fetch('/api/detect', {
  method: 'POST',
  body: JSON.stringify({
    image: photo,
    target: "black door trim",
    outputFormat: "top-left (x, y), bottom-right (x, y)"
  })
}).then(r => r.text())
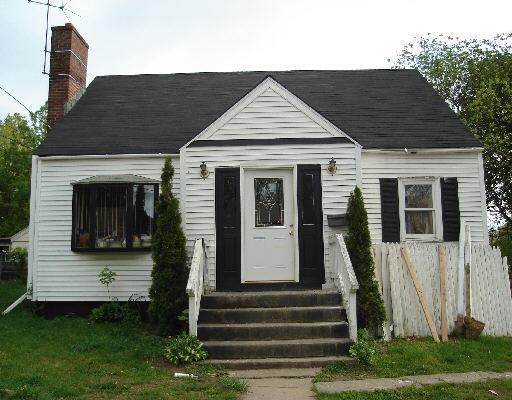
top-left (215, 168), bottom-right (241, 290)
top-left (297, 164), bottom-right (325, 285)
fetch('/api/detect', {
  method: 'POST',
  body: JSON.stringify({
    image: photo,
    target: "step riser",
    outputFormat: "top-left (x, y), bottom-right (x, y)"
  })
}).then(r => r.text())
top-left (202, 292), bottom-right (342, 309)
top-left (199, 307), bottom-right (346, 324)
top-left (198, 323), bottom-right (349, 341)
top-left (202, 357), bottom-right (356, 370)
top-left (204, 340), bottom-right (351, 359)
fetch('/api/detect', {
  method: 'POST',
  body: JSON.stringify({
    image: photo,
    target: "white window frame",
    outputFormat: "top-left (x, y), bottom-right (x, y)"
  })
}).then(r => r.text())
top-left (398, 178), bottom-right (443, 242)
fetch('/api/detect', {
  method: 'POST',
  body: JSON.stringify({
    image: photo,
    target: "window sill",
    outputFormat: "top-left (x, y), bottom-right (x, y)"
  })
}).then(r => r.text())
top-left (401, 237), bottom-right (442, 243)
top-left (72, 247), bottom-right (152, 253)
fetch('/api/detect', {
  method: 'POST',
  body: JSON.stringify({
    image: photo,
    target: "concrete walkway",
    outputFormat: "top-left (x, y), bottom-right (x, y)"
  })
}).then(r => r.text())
top-left (230, 369), bottom-right (318, 400)
top-left (315, 371), bottom-right (512, 394)
top-left (231, 369), bottom-right (512, 399)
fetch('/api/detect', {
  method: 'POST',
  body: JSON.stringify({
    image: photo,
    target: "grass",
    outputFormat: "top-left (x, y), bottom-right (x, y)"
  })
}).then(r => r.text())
top-left (0, 280), bottom-right (246, 400)
top-left (317, 379), bottom-right (512, 399)
top-left (315, 335), bottom-right (512, 382)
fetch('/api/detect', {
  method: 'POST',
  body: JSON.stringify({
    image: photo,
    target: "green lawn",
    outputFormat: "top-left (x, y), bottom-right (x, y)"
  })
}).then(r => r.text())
top-left (318, 379), bottom-right (512, 399)
top-left (0, 280), bottom-right (246, 400)
top-left (315, 334), bottom-right (512, 382)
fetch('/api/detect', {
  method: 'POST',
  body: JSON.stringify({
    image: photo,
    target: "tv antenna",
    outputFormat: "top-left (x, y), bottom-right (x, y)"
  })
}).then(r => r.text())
top-left (27, 0), bottom-right (82, 75)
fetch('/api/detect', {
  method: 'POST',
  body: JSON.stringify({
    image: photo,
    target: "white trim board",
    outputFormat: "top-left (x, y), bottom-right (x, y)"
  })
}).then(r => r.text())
top-left (362, 148), bottom-right (483, 154)
top-left (181, 77), bottom-right (361, 149)
top-left (37, 154), bottom-right (180, 161)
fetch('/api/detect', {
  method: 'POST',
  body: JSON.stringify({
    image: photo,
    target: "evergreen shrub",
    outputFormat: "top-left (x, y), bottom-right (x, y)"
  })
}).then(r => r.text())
top-left (149, 157), bottom-right (188, 335)
top-left (345, 187), bottom-right (386, 333)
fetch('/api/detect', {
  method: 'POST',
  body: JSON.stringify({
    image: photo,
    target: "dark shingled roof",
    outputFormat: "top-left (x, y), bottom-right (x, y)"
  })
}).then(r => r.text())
top-left (35, 69), bottom-right (481, 156)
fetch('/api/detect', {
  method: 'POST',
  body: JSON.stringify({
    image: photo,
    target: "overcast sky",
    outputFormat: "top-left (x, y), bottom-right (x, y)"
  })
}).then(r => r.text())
top-left (1, 0), bottom-right (511, 119)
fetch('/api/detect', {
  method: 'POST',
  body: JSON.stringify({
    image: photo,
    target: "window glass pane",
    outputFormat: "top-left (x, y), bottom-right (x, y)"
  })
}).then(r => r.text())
top-left (74, 186), bottom-right (90, 248)
top-left (405, 210), bottom-right (434, 234)
top-left (95, 185), bottom-right (128, 248)
top-left (133, 185), bottom-right (155, 248)
top-left (254, 178), bottom-right (284, 227)
top-left (223, 176), bottom-right (237, 228)
top-left (405, 184), bottom-right (433, 208)
top-left (301, 173), bottom-right (315, 225)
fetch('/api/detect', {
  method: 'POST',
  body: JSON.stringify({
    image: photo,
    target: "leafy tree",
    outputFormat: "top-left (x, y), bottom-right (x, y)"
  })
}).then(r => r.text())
top-left (490, 223), bottom-right (512, 275)
top-left (393, 34), bottom-right (512, 225)
top-left (0, 103), bottom-right (47, 237)
top-left (345, 187), bottom-right (386, 333)
top-left (149, 157), bottom-right (188, 335)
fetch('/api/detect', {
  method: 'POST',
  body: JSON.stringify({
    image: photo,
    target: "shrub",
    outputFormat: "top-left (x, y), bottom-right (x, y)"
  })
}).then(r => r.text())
top-left (149, 157), bottom-right (188, 335)
top-left (345, 187), bottom-right (386, 333)
top-left (349, 328), bottom-right (378, 366)
top-left (90, 302), bottom-right (127, 323)
top-left (90, 300), bottom-right (140, 324)
top-left (164, 332), bottom-right (207, 365)
top-left (7, 247), bottom-right (28, 281)
top-left (91, 267), bottom-right (142, 324)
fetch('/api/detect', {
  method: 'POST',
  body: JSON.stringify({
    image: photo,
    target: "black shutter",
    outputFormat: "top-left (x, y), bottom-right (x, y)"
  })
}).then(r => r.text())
top-left (215, 168), bottom-right (241, 290)
top-left (297, 165), bottom-right (325, 284)
top-left (440, 177), bottom-right (460, 241)
top-left (379, 178), bottom-right (400, 242)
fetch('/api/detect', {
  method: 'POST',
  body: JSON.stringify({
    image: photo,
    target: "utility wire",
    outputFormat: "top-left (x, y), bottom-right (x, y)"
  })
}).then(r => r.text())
top-left (0, 85), bottom-right (33, 116)
top-left (0, 86), bottom-right (38, 150)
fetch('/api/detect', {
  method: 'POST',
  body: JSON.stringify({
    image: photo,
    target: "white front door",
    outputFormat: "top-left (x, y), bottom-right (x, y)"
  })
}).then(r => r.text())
top-left (243, 169), bottom-right (295, 282)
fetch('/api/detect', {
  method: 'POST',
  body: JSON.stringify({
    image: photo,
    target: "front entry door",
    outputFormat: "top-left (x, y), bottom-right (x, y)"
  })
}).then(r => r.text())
top-left (244, 169), bottom-right (295, 282)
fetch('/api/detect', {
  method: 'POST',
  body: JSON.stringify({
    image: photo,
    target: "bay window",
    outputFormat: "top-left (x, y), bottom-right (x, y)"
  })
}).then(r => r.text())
top-left (72, 177), bottom-right (158, 251)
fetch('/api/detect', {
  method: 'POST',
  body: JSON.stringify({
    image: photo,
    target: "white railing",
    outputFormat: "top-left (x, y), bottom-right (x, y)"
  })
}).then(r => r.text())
top-left (186, 238), bottom-right (206, 336)
top-left (331, 233), bottom-right (359, 342)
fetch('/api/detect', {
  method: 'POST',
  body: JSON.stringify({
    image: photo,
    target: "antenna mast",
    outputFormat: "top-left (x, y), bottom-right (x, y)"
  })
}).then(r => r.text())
top-left (27, 0), bottom-right (82, 75)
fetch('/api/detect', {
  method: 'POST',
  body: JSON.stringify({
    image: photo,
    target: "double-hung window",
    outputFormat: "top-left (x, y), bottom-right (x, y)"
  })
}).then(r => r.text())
top-left (72, 175), bottom-right (158, 251)
top-left (399, 179), bottom-right (442, 241)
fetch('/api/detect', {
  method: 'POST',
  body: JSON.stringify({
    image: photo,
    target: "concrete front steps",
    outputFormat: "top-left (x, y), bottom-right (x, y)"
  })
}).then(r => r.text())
top-left (198, 290), bottom-right (352, 369)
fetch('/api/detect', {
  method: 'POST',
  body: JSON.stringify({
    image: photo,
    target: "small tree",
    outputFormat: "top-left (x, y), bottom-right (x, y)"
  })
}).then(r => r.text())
top-left (149, 157), bottom-right (188, 335)
top-left (98, 266), bottom-right (117, 300)
top-left (345, 187), bottom-right (386, 333)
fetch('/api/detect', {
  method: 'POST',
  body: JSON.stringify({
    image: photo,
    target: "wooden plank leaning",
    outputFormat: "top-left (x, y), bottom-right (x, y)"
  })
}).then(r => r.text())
top-left (400, 245), bottom-right (440, 343)
top-left (438, 244), bottom-right (449, 341)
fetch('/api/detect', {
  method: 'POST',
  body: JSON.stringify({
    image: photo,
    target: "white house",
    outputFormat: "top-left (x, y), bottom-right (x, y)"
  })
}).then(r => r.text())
top-left (27, 24), bottom-right (488, 367)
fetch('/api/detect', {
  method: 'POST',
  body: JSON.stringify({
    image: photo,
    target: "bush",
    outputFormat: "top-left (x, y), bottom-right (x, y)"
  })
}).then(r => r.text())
top-left (7, 247), bottom-right (28, 281)
top-left (149, 158), bottom-right (188, 335)
top-left (90, 301), bottom-right (139, 323)
top-left (164, 332), bottom-right (208, 365)
top-left (345, 187), bottom-right (386, 333)
top-left (349, 328), bottom-right (378, 366)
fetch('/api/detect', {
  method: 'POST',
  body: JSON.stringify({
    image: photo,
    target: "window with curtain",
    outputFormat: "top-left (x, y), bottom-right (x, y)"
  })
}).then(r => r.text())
top-left (72, 183), bottom-right (158, 251)
top-left (400, 180), bottom-right (440, 240)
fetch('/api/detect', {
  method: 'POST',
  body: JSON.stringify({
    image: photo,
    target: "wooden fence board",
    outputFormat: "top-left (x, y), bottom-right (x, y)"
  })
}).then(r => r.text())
top-left (374, 242), bottom-right (512, 337)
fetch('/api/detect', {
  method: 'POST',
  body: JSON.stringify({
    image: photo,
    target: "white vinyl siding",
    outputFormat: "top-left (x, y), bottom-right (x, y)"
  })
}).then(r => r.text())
top-left (361, 151), bottom-right (488, 244)
top-left (31, 155), bottom-right (179, 301)
top-left (207, 87), bottom-right (342, 140)
top-left (182, 143), bottom-right (358, 290)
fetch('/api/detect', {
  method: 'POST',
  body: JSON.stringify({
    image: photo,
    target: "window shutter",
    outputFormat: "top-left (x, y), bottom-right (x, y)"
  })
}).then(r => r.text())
top-left (379, 178), bottom-right (400, 242)
top-left (440, 177), bottom-right (460, 241)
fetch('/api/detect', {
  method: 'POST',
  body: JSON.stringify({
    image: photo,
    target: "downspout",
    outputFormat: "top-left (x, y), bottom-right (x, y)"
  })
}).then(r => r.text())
top-left (2, 293), bottom-right (27, 315)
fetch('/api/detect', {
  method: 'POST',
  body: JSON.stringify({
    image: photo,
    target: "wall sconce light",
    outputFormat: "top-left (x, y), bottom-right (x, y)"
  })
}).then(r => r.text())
top-left (200, 161), bottom-right (210, 179)
top-left (327, 157), bottom-right (337, 175)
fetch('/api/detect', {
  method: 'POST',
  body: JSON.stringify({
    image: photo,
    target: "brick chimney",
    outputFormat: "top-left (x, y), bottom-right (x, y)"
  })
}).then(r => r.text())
top-left (47, 23), bottom-right (88, 129)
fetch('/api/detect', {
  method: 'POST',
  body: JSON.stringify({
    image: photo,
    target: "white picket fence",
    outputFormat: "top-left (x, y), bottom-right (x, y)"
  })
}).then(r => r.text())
top-left (374, 242), bottom-right (512, 338)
